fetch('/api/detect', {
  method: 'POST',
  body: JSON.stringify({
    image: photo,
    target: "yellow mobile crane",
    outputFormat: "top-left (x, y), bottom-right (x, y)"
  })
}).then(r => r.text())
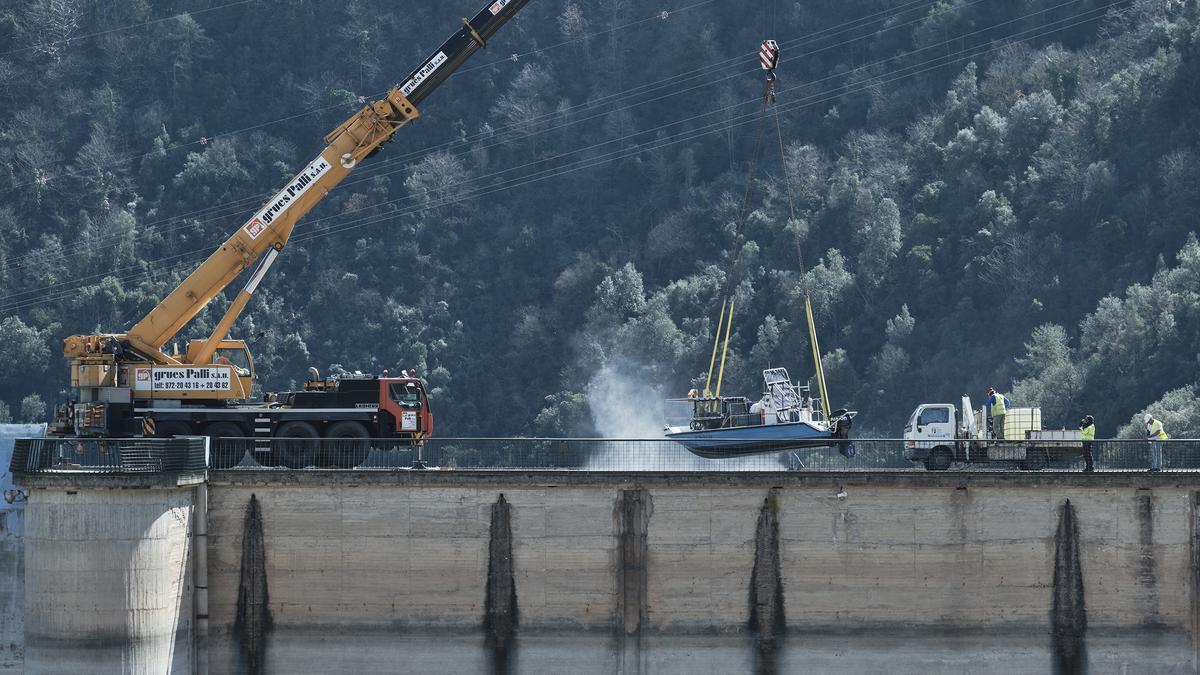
top-left (55, 0), bottom-right (531, 460)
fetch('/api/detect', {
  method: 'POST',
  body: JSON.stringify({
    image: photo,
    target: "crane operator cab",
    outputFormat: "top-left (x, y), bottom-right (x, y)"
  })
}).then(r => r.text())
top-left (182, 339), bottom-right (255, 398)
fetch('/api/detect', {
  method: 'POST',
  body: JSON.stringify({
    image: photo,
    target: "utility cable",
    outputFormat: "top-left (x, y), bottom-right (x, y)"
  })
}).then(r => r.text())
top-left (0, 0), bottom-right (944, 212)
top-left (707, 103), bottom-right (769, 398)
top-left (1, 0), bottom-right (1116, 312)
top-left (0, 0), bottom-right (952, 271)
top-left (0, 0), bottom-right (1000, 283)
top-left (0, 0), bottom-right (729, 197)
top-left (0, 2), bottom-right (1119, 314)
top-left (0, 0), bottom-right (259, 58)
top-left (0, 1), bottom-right (1118, 313)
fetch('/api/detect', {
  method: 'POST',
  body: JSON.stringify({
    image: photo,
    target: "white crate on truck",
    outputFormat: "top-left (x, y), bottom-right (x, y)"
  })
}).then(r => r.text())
top-left (1003, 408), bottom-right (1041, 439)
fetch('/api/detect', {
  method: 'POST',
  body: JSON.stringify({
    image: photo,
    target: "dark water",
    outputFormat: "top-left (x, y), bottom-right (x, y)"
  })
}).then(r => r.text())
top-left (204, 629), bottom-right (1194, 674)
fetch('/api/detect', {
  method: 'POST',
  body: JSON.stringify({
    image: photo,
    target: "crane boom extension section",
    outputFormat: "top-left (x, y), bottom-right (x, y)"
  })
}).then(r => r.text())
top-left (56, 0), bottom-right (531, 442)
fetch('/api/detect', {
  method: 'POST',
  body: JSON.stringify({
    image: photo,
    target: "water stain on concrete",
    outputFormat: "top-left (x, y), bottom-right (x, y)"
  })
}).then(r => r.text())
top-left (484, 493), bottom-right (518, 674)
top-left (1190, 491), bottom-right (1200, 668)
top-left (1135, 489), bottom-right (1161, 625)
top-left (1051, 499), bottom-right (1087, 675)
top-left (235, 494), bottom-right (271, 675)
top-left (616, 488), bottom-right (651, 675)
top-left (750, 489), bottom-right (785, 675)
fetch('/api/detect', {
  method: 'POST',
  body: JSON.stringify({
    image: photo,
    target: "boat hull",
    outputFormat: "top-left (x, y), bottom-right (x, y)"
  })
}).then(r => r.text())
top-left (665, 421), bottom-right (846, 459)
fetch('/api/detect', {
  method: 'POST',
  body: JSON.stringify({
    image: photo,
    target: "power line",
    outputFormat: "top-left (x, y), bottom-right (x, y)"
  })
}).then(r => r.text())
top-left (0, 1), bottom-right (1119, 315)
top-left (0, 0), bottom-right (965, 273)
top-left (0, 0), bottom-right (729, 197)
top-left (0, 0), bottom-right (984, 286)
top-left (0, 0), bottom-right (259, 58)
top-left (0, 0), bottom-right (1110, 307)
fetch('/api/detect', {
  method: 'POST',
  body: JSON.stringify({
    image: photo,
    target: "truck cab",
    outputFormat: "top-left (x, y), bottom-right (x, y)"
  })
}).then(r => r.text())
top-left (903, 400), bottom-right (968, 471)
top-left (380, 377), bottom-right (434, 437)
top-left (904, 403), bottom-right (959, 444)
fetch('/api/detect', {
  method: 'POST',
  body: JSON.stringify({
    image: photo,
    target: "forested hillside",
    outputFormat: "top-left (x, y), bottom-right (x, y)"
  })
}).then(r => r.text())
top-left (0, 0), bottom-right (1197, 437)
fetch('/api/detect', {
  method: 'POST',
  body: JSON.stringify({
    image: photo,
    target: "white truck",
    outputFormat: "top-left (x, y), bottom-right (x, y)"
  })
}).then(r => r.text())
top-left (903, 396), bottom-right (1083, 471)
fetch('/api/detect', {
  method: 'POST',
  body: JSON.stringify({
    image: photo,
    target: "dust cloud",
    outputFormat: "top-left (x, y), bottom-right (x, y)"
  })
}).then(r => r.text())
top-left (583, 366), bottom-right (787, 471)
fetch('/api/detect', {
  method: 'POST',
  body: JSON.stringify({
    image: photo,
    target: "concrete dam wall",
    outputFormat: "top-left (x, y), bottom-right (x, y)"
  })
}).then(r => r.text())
top-left (194, 472), bottom-right (1199, 674)
top-left (22, 486), bottom-right (196, 674)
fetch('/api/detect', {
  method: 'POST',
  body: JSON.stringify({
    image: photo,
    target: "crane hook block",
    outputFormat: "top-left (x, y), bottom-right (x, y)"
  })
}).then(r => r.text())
top-left (759, 40), bottom-right (780, 71)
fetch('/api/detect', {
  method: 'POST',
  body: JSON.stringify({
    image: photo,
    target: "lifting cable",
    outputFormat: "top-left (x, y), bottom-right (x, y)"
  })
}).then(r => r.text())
top-left (769, 86), bottom-right (831, 422)
top-left (704, 38), bottom-right (778, 398)
top-left (704, 37), bottom-right (832, 421)
top-left (704, 94), bottom-right (770, 398)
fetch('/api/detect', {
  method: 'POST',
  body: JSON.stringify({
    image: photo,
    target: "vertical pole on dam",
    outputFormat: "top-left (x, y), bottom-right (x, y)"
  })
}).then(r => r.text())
top-left (616, 488), bottom-right (651, 675)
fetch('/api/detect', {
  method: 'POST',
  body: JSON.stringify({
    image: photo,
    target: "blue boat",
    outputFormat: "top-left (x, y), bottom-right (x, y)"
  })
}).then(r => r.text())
top-left (665, 368), bottom-right (855, 459)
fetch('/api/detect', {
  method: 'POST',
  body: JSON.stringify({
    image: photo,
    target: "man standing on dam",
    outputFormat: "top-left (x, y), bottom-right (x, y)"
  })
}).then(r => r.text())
top-left (1145, 413), bottom-right (1169, 471)
top-left (986, 388), bottom-right (1011, 439)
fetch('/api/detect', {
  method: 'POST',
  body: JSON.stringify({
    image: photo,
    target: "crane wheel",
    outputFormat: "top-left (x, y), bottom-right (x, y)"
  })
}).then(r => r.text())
top-left (325, 421), bottom-right (370, 468)
top-left (205, 422), bottom-right (249, 469)
top-left (276, 421), bottom-right (320, 469)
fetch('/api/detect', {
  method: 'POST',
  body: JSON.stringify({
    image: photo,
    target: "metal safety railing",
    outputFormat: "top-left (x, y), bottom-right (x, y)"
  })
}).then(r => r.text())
top-left (9, 436), bottom-right (208, 476)
top-left (207, 437), bottom-right (1200, 473)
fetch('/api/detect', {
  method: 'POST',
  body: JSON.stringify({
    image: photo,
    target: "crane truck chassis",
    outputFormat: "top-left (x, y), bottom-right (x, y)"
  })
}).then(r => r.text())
top-left (49, 0), bottom-right (532, 467)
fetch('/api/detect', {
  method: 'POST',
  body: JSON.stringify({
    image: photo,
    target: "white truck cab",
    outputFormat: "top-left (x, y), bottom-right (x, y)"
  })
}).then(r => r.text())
top-left (903, 396), bottom-right (975, 470)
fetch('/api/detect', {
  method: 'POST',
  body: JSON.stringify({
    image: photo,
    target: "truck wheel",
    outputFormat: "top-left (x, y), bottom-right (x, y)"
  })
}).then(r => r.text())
top-left (925, 446), bottom-right (953, 472)
top-left (325, 421), bottom-right (370, 468)
top-left (1021, 448), bottom-right (1049, 471)
top-left (205, 422), bottom-right (248, 469)
top-left (276, 421), bottom-right (319, 469)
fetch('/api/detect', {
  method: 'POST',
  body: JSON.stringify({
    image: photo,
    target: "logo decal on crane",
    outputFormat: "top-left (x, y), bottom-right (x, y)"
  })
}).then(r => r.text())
top-left (401, 51), bottom-right (449, 97)
top-left (245, 218), bottom-right (266, 239)
top-left (243, 156), bottom-right (332, 239)
top-left (489, 0), bottom-right (514, 14)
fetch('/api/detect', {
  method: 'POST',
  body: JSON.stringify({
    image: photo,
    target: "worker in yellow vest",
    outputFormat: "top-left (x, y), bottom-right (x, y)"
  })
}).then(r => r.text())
top-left (1079, 415), bottom-right (1095, 472)
top-left (1144, 413), bottom-right (1169, 472)
top-left (986, 388), bottom-right (1010, 439)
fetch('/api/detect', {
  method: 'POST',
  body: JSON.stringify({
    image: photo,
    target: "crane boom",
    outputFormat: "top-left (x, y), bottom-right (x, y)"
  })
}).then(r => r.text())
top-left (67, 0), bottom-right (531, 366)
top-left (56, 1), bottom-right (533, 440)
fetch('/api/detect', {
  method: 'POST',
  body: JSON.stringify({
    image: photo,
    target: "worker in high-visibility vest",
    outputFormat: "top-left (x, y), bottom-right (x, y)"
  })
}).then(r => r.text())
top-left (986, 388), bottom-right (1011, 439)
top-left (1079, 415), bottom-right (1095, 473)
top-left (1144, 413), bottom-right (1169, 472)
